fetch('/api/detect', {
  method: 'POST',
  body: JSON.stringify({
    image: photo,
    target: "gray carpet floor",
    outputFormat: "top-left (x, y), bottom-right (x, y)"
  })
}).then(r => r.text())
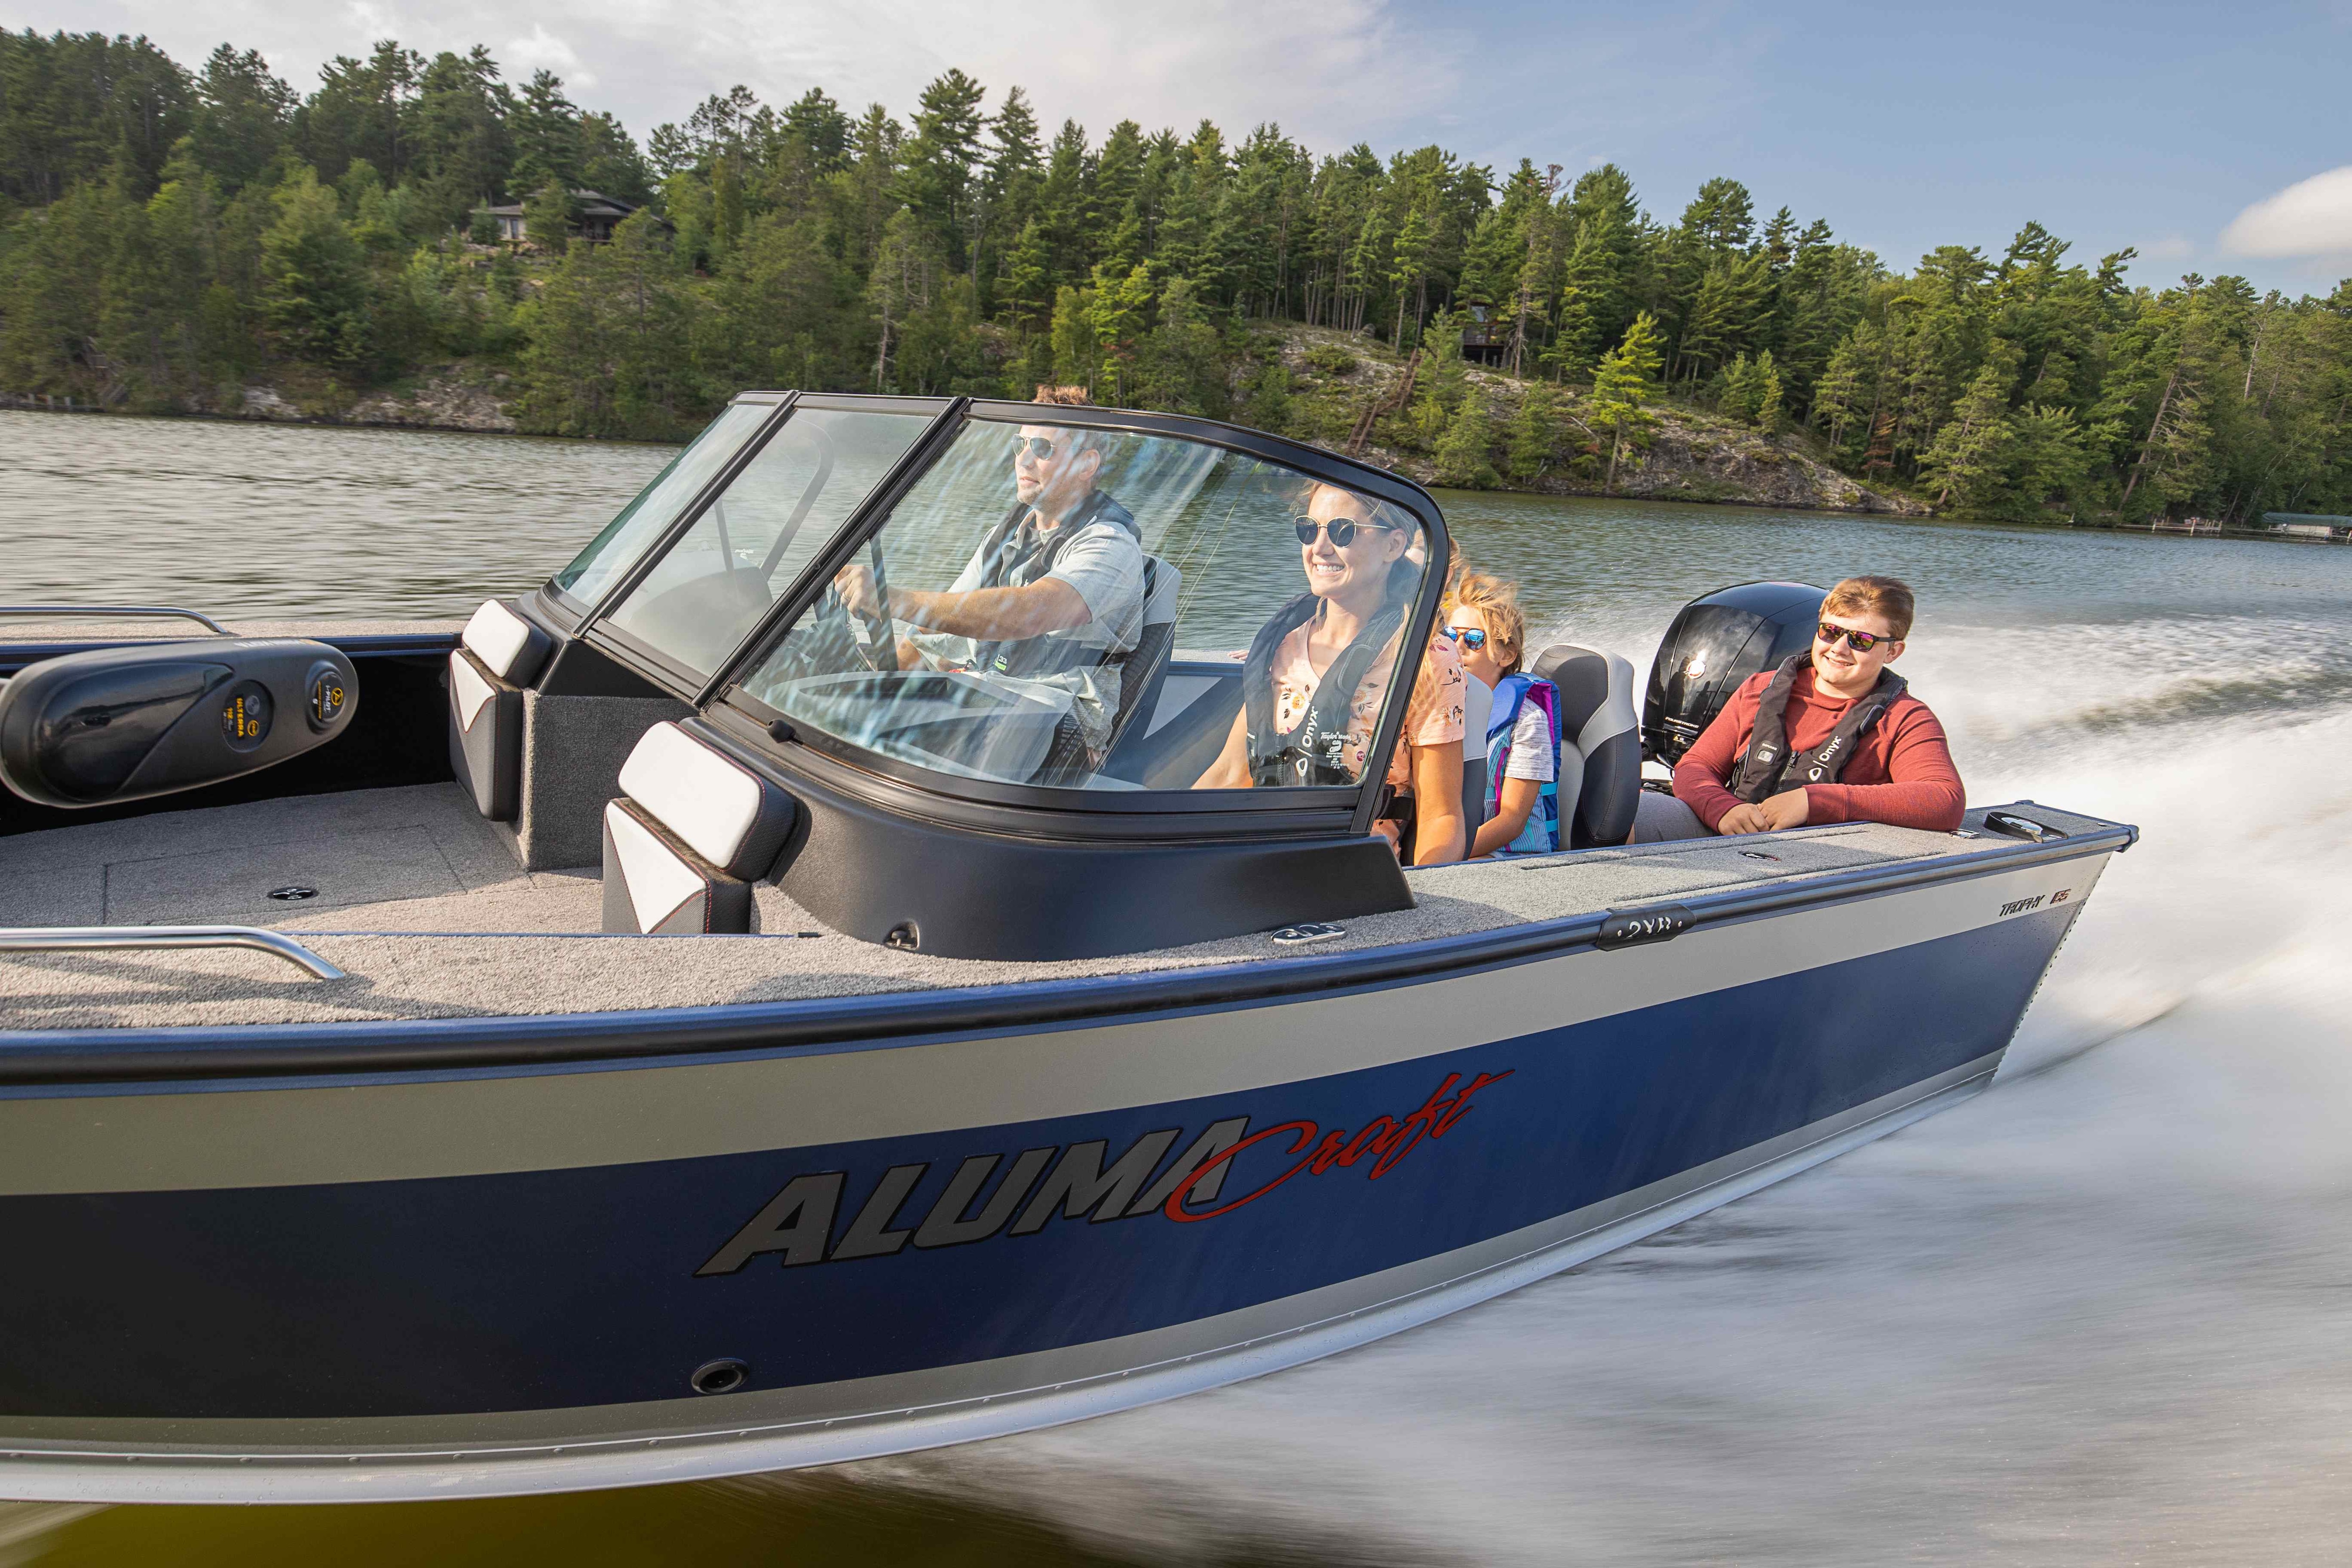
top-left (0, 782), bottom-right (2090, 1033)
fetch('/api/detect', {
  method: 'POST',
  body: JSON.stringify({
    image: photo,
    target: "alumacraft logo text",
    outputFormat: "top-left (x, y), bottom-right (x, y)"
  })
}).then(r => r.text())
top-left (696, 1070), bottom-right (1513, 1275)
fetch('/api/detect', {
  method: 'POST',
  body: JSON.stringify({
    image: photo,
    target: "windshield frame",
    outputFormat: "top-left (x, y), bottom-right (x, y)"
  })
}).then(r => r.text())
top-left (544, 392), bottom-right (958, 693)
top-left (542, 391), bottom-right (795, 628)
top-left (709, 399), bottom-right (1452, 837)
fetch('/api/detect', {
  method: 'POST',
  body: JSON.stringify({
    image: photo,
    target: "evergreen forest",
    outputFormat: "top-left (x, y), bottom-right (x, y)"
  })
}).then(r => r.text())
top-left (4, 28), bottom-right (2349, 525)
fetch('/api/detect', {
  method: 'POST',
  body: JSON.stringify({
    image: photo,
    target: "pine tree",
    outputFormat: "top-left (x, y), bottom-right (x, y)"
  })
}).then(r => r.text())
top-left (1506, 381), bottom-right (1566, 480)
top-left (258, 169), bottom-right (368, 365)
top-left (1433, 392), bottom-right (1499, 487)
top-left (1587, 309), bottom-right (1664, 490)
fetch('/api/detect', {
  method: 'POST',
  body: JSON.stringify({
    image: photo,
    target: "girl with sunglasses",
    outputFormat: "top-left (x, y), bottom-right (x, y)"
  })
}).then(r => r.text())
top-left (1638, 575), bottom-right (1964, 841)
top-left (1194, 485), bottom-right (1467, 866)
top-left (1446, 573), bottom-right (1567, 858)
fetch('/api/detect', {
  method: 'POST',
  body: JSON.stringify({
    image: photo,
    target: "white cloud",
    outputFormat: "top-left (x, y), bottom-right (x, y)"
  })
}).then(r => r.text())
top-left (2142, 235), bottom-right (2193, 261)
top-left (50, 0), bottom-right (1458, 151)
top-left (505, 24), bottom-right (595, 89)
top-left (2221, 167), bottom-right (2352, 258)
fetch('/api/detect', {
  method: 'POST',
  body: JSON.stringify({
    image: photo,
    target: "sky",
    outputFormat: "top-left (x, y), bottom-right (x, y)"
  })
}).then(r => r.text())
top-left (19, 0), bottom-right (2352, 295)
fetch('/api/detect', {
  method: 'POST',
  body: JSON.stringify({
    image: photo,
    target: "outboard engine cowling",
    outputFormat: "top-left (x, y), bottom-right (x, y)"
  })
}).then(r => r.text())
top-left (1642, 581), bottom-right (1826, 765)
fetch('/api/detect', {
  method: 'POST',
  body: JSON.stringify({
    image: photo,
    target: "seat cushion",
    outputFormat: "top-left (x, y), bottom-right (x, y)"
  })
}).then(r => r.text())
top-left (447, 649), bottom-right (522, 821)
top-left (615, 721), bottom-right (797, 880)
top-left (601, 798), bottom-right (754, 934)
top-left (461, 599), bottom-right (553, 685)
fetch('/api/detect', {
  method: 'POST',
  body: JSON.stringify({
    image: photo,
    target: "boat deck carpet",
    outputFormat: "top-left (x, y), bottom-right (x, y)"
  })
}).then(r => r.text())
top-left (0, 782), bottom-right (2104, 1034)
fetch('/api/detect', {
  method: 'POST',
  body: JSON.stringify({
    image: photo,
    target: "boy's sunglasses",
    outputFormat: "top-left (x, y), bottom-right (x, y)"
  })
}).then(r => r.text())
top-left (1817, 621), bottom-right (1896, 652)
top-left (1293, 516), bottom-right (1395, 548)
top-left (1439, 625), bottom-right (1488, 651)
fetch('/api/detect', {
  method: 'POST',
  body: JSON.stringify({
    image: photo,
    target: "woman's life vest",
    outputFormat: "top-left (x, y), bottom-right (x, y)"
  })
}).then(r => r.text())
top-left (1484, 672), bottom-right (1562, 854)
top-left (1242, 585), bottom-right (1413, 788)
top-left (966, 489), bottom-right (1139, 681)
top-left (1727, 653), bottom-right (1909, 804)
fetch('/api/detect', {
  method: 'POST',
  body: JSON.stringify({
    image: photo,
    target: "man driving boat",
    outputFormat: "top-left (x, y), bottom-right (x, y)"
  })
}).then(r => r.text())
top-left (835, 422), bottom-right (1145, 759)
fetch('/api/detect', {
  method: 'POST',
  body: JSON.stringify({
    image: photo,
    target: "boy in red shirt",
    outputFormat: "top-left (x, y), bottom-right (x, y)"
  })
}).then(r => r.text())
top-left (1636, 576), bottom-right (1964, 840)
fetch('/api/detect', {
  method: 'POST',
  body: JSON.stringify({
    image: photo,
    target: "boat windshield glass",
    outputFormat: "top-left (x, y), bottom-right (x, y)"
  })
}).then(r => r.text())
top-left (553, 401), bottom-right (773, 606)
top-left (602, 407), bottom-right (931, 677)
top-left (738, 415), bottom-right (1438, 795)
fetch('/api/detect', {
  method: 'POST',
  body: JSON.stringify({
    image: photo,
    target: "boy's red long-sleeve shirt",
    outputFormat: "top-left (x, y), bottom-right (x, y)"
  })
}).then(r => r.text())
top-left (1673, 665), bottom-right (1966, 833)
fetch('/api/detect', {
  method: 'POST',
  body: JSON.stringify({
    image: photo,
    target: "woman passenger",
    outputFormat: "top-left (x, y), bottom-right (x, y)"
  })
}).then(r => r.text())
top-left (1447, 572), bottom-right (1566, 858)
top-left (1195, 484), bottom-right (1467, 865)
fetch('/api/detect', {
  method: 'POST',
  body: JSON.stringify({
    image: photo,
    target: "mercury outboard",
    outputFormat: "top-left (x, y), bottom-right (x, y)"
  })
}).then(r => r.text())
top-left (1642, 581), bottom-right (1826, 765)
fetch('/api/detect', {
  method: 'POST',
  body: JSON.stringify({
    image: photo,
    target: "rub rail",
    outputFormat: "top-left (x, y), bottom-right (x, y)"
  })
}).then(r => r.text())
top-left (0, 927), bottom-right (345, 980)
top-left (0, 605), bottom-right (229, 635)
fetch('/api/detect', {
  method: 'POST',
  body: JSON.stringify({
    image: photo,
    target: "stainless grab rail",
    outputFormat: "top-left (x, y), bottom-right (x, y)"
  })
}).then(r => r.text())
top-left (0, 927), bottom-right (346, 980)
top-left (0, 605), bottom-right (230, 635)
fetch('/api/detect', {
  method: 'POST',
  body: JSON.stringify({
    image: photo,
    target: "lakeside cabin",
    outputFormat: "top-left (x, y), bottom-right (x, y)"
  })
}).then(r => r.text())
top-left (477, 191), bottom-right (667, 247)
top-left (1461, 305), bottom-right (1507, 365)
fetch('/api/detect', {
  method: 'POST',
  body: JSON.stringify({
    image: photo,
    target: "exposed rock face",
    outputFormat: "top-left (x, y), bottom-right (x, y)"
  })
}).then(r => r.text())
top-left (345, 371), bottom-right (518, 433)
top-left (232, 367), bottom-right (518, 433)
top-left (1271, 326), bottom-right (1927, 517)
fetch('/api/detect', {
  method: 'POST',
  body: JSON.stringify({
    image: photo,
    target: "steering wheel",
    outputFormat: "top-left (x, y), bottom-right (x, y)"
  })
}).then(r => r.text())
top-left (850, 535), bottom-right (901, 673)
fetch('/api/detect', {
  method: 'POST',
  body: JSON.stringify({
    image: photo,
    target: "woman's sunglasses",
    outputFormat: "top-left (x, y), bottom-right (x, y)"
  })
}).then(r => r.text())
top-left (1294, 515), bottom-right (1395, 548)
top-left (1817, 621), bottom-right (1896, 652)
top-left (1439, 626), bottom-right (1489, 651)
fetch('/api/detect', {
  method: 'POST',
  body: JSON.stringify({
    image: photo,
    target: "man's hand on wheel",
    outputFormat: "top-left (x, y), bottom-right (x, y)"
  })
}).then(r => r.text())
top-left (835, 563), bottom-right (881, 619)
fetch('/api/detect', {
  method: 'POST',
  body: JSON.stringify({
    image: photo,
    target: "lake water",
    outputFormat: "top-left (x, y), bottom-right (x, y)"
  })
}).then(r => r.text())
top-left (5, 410), bottom-right (2351, 1564)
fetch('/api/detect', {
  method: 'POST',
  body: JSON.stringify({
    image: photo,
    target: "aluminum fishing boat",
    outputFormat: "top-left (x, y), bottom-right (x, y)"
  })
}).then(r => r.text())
top-left (0, 395), bottom-right (2132, 1502)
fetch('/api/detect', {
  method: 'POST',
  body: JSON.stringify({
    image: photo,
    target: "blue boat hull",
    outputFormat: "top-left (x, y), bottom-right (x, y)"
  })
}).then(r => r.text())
top-left (0, 851), bottom-right (2107, 1499)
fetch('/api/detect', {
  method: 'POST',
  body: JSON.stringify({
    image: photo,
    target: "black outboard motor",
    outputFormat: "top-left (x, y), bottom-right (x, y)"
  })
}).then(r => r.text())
top-left (1642, 581), bottom-right (1826, 765)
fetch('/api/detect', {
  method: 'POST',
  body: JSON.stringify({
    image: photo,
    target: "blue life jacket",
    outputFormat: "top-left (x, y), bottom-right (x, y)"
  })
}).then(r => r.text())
top-left (1485, 673), bottom-right (1561, 854)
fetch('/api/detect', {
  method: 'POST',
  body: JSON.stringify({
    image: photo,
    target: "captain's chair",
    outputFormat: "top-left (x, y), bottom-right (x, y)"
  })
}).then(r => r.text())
top-left (1527, 644), bottom-right (1640, 849)
top-left (1040, 555), bottom-right (1181, 783)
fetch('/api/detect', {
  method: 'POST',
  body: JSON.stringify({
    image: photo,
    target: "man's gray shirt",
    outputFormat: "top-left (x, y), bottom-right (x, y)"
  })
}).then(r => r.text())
top-left (910, 502), bottom-right (1145, 753)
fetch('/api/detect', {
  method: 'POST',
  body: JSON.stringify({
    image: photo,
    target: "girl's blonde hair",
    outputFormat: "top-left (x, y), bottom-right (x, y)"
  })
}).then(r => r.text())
top-left (1451, 571), bottom-right (1527, 675)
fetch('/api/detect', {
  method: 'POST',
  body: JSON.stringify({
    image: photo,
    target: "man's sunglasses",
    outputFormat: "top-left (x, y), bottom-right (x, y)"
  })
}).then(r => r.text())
top-left (1439, 625), bottom-right (1488, 651)
top-left (1817, 621), bottom-right (1897, 652)
top-left (1010, 436), bottom-right (1063, 462)
top-left (1293, 515), bottom-right (1395, 548)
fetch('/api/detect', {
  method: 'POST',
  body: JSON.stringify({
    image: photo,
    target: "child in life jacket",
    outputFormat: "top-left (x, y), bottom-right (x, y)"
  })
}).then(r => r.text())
top-left (1446, 573), bottom-right (1564, 858)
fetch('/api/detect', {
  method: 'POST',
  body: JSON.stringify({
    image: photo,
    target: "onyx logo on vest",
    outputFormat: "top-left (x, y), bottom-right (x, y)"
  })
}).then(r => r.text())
top-left (1728, 653), bottom-right (1908, 804)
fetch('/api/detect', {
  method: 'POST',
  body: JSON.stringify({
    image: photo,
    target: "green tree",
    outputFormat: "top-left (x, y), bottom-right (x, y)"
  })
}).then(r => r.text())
top-left (524, 179), bottom-right (576, 251)
top-left (258, 169), bottom-right (368, 365)
top-left (1587, 309), bottom-right (1664, 490)
top-left (515, 208), bottom-right (702, 437)
top-left (1433, 392), bottom-right (1499, 487)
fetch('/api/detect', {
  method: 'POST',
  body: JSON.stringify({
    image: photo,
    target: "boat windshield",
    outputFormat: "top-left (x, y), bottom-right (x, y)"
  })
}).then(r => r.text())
top-left (553, 401), bottom-right (774, 607)
top-left (601, 407), bottom-right (931, 677)
top-left (737, 415), bottom-right (1438, 795)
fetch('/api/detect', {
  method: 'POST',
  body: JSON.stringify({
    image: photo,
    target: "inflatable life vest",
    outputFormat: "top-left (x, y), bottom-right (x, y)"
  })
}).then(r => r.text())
top-left (1727, 653), bottom-right (1908, 804)
top-left (1484, 672), bottom-right (1562, 854)
top-left (1242, 586), bottom-right (1414, 788)
top-left (966, 490), bottom-right (1140, 681)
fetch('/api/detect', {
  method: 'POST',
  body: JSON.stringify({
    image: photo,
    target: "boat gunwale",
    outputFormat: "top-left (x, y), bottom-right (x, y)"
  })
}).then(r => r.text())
top-left (0, 821), bottom-right (2133, 1086)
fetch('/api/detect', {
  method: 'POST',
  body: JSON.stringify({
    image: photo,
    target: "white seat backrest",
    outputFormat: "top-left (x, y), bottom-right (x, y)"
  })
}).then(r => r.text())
top-left (460, 599), bottom-right (551, 684)
top-left (617, 722), bottom-right (795, 879)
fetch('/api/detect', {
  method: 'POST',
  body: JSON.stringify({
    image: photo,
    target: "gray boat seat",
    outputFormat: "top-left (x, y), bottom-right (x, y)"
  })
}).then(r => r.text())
top-left (1528, 644), bottom-right (1639, 848)
top-left (1460, 671), bottom-right (1493, 838)
top-left (601, 722), bottom-right (797, 933)
top-left (448, 599), bottom-right (552, 821)
top-left (1041, 555), bottom-right (1181, 783)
